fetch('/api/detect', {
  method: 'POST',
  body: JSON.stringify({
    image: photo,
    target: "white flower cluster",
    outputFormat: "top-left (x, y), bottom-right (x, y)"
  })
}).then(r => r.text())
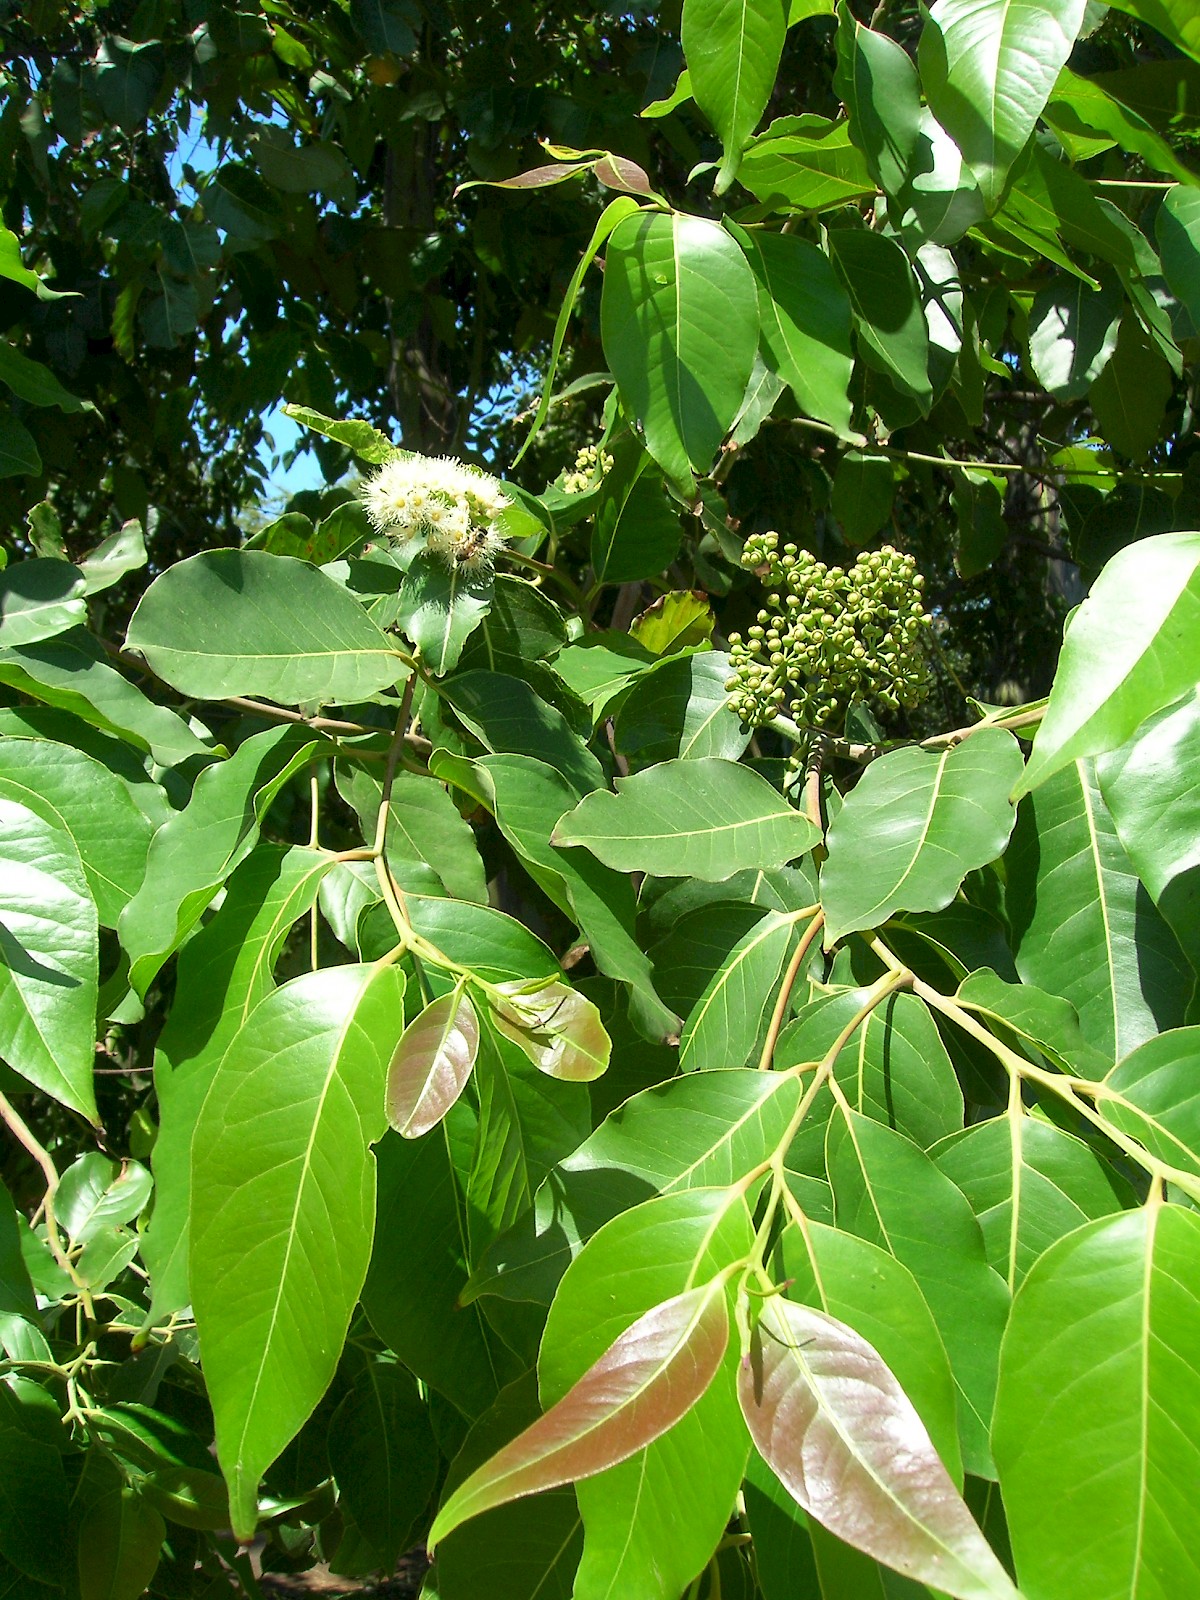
top-left (361, 453), bottom-right (512, 572)
top-left (562, 442), bottom-right (614, 496)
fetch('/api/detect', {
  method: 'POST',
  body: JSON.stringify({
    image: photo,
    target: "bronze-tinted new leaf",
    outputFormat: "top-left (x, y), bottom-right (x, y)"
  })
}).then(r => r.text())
top-left (386, 986), bottom-right (480, 1138)
top-left (491, 980), bottom-right (611, 1081)
top-left (738, 1299), bottom-right (1019, 1600)
top-left (427, 1278), bottom-right (729, 1550)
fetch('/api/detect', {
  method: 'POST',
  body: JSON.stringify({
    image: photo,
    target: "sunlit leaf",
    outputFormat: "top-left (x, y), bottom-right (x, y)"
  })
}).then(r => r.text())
top-left (387, 985), bottom-right (480, 1136)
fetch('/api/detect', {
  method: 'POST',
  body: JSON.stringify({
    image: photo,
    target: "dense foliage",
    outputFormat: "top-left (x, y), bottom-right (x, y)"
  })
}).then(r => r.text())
top-left (2, 1), bottom-right (1200, 1598)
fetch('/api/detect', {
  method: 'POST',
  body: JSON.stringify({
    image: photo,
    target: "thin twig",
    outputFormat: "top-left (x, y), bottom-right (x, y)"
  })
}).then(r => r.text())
top-left (758, 910), bottom-right (825, 1072)
top-left (0, 1089), bottom-right (92, 1309)
top-left (373, 675), bottom-right (418, 938)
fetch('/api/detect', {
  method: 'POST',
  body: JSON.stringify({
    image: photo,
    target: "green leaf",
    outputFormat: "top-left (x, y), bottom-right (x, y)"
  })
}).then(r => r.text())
top-left (826, 1109), bottom-right (1011, 1477)
top-left (398, 552), bottom-right (493, 676)
top-left (0, 558), bottom-right (86, 648)
top-left (554, 757), bottom-right (820, 880)
top-left (1098, 687), bottom-right (1200, 963)
top-left (933, 1117), bottom-right (1132, 1288)
top-left (734, 228), bottom-right (857, 439)
top-left (682, 0), bottom-right (789, 191)
top-left (0, 409), bottom-right (40, 479)
top-left (466, 1068), bottom-right (803, 1308)
top-left (57, 1154), bottom-right (151, 1247)
top-left (458, 574), bottom-right (569, 675)
top-left (951, 467), bottom-right (1007, 578)
top-left (834, 12), bottom-right (922, 198)
top-left (1026, 272), bottom-right (1122, 401)
top-left (0, 629), bottom-right (213, 769)
top-left (388, 987), bottom-right (480, 1138)
top-left (78, 520), bottom-right (147, 596)
top-left (0, 344), bottom-right (89, 412)
top-left (515, 196), bottom-right (642, 466)
top-left (738, 116), bottom-right (876, 211)
top-left (0, 227), bottom-right (64, 298)
top-left (1048, 67), bottom-right (1200, 184)
top-left (832, 452), bottom-right (894, 543)
top-left (743, 1454), bottom-right (822, 1600)
top-left (0, 1182), bottom-right (35, 1321)
top-left (490, 981), bottom-right (611, 1082)
top-left (739, 1297), bottom-right (1018, 1600)
top-left (0, 1383), bottom-right (71, 1584)
top-left (1088, 312), bottom-right (1177, 460)
top-left (1101, 1027), bottom-right (1200, 1178)
top-left (536, 1188), bottom-right (752, 1600)
top-left (601, 211), bottom-right (759, 484)
top-left (777, 988), bottom-right (964, 1151)
top-left (1022, 532), bottom-right (1200, 794)
top-left (1007, 760), bottom-right (1190, 1058)
top-left (779, 1219), bottom-right (963, 1483)
top-left (550, 633), bottom-right (658, 723)
top-left (429, 1275), bottom-right (729, 1550)
top-left (281, 402), bottom-right (397, 463)
top-left (126, 550), bottom-right (406, 705)
top-left (1157, 184), bottom-right (1200, 329)
top-left (616, 651), bottom-right (750, 770)
top-left (327, 1362), bottom-right (438, 1569)
top-left (590, 438), bottom-right (682, 585)
top-left (679, 909), bottom-right (794, 1072)
top-left (450, 752), bottom-right (679, 1040)
top-left (363, 1126), bottom-right (522, 1419)
top-left (0, 738), bottom-right (153, 928)
top-left (120, 725), bottom-right (319, 997)
top-left (1104, 0), bottom-right (1200, 65)
top-left (820, 730), bottom-right (1023, 942)
top-left (144, 846), bottom-right (331, 1320)
top-left (829, 230), bottom-right (932, 405)
top-left (954, 968), bottom-right (1111, 1078)
top-left (441, 669), bottom-right (603, 792)
top-left (0, 797), bottom-right (98, 1122)
top-left (993, 1204), bottom-right (1200, 1598)
top-left (337, 764), bottom-right (489, 905)
top-left (190, 963), bottom-right (402, 1540)
top-left (919, 0), bottom-right (1089, 210)
top-left (77, 1481), bottom-right (164, 1600)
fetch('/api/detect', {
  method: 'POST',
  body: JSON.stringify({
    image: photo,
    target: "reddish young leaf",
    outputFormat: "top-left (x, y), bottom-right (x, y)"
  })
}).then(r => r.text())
top-left (738, 1299), bottom-right (1019, 1600)
top-left (427, 1277), bottom-right (729, 1550)
top-left (594, 154), bottom-right (659, 198)
top-left (490, 980), bottom-right (611, 1081)
top-left (386, 986), bottom-right (480, 1138)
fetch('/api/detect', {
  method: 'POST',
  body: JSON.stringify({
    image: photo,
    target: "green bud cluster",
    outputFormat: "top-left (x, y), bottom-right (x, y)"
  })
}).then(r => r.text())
top-left (725, 533), bottom-right (934, 731)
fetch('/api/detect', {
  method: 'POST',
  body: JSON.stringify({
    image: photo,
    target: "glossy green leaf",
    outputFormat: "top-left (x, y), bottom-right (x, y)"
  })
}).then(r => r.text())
top-left (77, 1482), bottom-right (164, 1600)
top-left (1026, 272), bottom-right (1122, 401)
top-left (1105, 0), bottom-right (1200, 65)
top-left (280, 402), bottom-right (397, 463)
top-left (77, 520), bottom-right (147, 595)
top-left (993, 1204), bottom-right (1200, 1599)
top-left (0, 738), bottom-right (153, 927)
top-left (0, 1383), bottom-right (71, 1584)
top-left (0, 797), bottom-right (98, 1122)
top-left (682, 0), bottom-right (788, 190)
top-left (388, 986), bottom-right (480, 1136)
top-left (1007, 760), bottom-right (1190, 1060)
top-left (1097, 686), bottom-right (1200, 963)
top-left (327, 1362), bottom-right (439, 1569)
top-left (735, 228), bottom-right (856, 438)
top-left (832, 451), bottom-right (894, 543)
top-left (777, 988), bottom-right (964, 1152)
top-left (536, 1187), bottom-right (752, 1600)
top-left (363, 1126), bottom-right (521, 1419)
top-left (398, 551), bottom-right (493, 676)
top-left (490, 980), bottom-right (611, 1081)
top-left (0, 558), bottom-right (86, 647)
top-left (144, 845), bottom-right (331, 1320)
top-left (601, 211), bottom-right (759, 483)
top-left (550, 633), bottom-right (658, 722)
top-left (933, 1116), bottom-right (1131, 1288)
top-left (679, 909), bottom-right (794, 1072)
top-left (1102, 1027), bottom-right (1200, 1178)
top-left (827, 1109), bottom-right (1011, 1476)
top-left (616, 651), bottom-right (751, 769)
top-left (337, 764), bottom-right (489, 906)
top-left (739, 1297), bottom-right (1018, 1599)
top-left (820, 730), bottom-right (1023, 942)
top-left (1048, 67), bottom-right (1200, 183)
top-left (190, 963), bottom-right (402, 1539)
top-left (1019, 532), bottom-right (1200, 794)
top-left (554, 757), bottom-right (820, 880)
top-left (834, 12), bottom-right (922, 198)
top-left (589, 438), bottom-right (682, 584)
top-left (428, 1275), bottom-right (729, 1549)
top-left (442, 668), bottom-right (603, 791)
top-left (954, 968), bottom-right (1111, 1078)
top-left (120, 724), bottom-right (319, 997)
top-left (828, 229), bottom-right (932, 405)
top-left (57, 1154), bottom-right (151, 1246)
top-left (466, 1068), bottom-right (803, 1307)
top-left (126, 549), bottom-right (406, 704)
top-left (742, 1452), bottom-right (822, 1600)
top-left (0, 629), bottom-right (213, 769)
top-left (738, 116), bottom-right (876, 211)
top-left (779, 1219), bottom-right (963, 1483)
top-left (919, 0), bottom-right (1089, 210)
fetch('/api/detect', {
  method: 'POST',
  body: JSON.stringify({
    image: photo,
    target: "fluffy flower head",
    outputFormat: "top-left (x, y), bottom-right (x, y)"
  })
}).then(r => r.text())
top-left (362, 453), bottom-right (512, 571)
